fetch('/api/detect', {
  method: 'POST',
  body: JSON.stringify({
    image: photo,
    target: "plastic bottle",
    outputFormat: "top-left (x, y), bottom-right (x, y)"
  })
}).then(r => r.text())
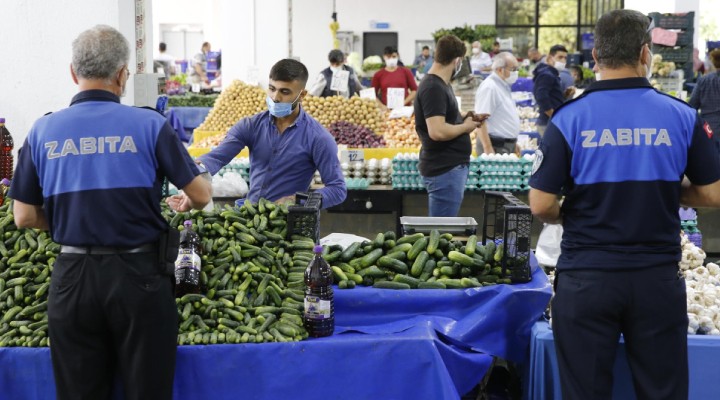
top-left (303, 245), bottom-right (334, 337)
top-left (175, 220), bottom-right (202, 297)
top-left (0, 178), bottom-right (10, 206)
top-left (0, 119), bottom-right (14, 181)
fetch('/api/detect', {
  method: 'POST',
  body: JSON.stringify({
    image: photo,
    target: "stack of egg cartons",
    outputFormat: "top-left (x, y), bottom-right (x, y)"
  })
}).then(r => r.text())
top-left (475, 153), bottom-right (535, 191)
top-left (391, 153), bottom-right (424, 190)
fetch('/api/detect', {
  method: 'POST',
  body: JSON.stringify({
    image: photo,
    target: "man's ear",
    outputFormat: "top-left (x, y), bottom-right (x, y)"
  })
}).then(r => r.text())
top-left (70, 64), bottom-right (79, 85)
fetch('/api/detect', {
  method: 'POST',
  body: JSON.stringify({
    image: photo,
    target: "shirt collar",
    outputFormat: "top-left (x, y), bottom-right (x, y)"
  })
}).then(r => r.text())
top-left (583, 77), bottom-right (652, 94)
top-left (70, 89), bottom-right (120, 106)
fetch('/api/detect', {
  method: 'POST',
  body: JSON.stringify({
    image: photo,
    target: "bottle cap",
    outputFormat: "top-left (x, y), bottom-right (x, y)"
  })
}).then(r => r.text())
top-left (313, 245), bottom-right (323, 254)
top-left (0, 178), bottom-right (9, 186)
top-left (184, 220), bottom-right (192, 227)
top-left (0, 118), bottom-right (4, 123)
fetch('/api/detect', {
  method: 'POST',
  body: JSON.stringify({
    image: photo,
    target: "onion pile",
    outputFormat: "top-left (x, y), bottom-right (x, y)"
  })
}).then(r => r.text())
top-left (304, 96), bottom-right (383, 134)
top-left (196, 80), bottom-right (267, 132)
top-left (384, 117), bottom-right (420, 148)
top-left (328, 121), bottom-right (386, 148)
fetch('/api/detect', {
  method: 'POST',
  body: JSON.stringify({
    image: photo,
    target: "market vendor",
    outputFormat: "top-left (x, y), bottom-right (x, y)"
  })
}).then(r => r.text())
top-left (9, 25), bottom-right (212, 400)
top-left (308, 49), bottom-right (362, 98)
top-left (529, 9), bottom-right (720, 400)
top-left (189, 42), bottom-right (211, 85)
top-left (371, 46), bottom-right (418, 110)
top-left (167, 59), bottom-right (347, 211)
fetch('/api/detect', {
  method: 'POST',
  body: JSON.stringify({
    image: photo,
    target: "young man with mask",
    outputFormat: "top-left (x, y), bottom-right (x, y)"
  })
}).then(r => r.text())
top-left (414, 35), bottom-right (485, 217)
top-left (474, 52), bottom-right (521, 154)
top-left (529, 9), bottom-right (720, 399)
top-left (532, 44), bottom-right (573, 135)
top-left (308, 49), bottom-right (362, 98)
top-left (167, 59), bottom-right (347, 210)
top-left (371, 46), bottom-right (418, 110)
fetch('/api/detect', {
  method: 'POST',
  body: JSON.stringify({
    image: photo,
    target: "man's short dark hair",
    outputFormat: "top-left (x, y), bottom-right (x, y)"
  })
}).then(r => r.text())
top-left (383, 46), bottom-right (398, 55)
top-left (594, 9), bottom-right (652, 69)
top-left (159, 42), bottom-right (167, 52)
top-left (269, 59), bottom-right (309, 86)
top-left (434, 35), bottom-right (466, 65)
top-left (422, 46), bottom-right (430, 51)
top-left (549, 45), bottom-right (568, 56)
top-left (711, 48), bottom-right (720, 69)
top-left (328, 49), bottom-right (345, 64)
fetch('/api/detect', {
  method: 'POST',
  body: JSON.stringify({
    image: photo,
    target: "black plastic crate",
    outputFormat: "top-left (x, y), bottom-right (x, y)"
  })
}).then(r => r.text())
top-left (482, 191), bottom-right (533, 283)
top-left (649, 12), bottom-right (695, 30)
top-left (286, 192), bottom-right (322, 243)
top-left (652, 46), bottom-right (692, 63)
top-left (161, 177), bottom-right (170, 197)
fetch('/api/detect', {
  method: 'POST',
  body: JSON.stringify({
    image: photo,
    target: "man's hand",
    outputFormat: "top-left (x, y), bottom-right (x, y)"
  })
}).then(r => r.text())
top-left (274, 194), bottom-right (296, 206)
top-left (166, 193), bottom-right (192, 212)
top-left (564, 87), bottom-right (576, 99)
top-left (462, 115), bottom-right (481, 132)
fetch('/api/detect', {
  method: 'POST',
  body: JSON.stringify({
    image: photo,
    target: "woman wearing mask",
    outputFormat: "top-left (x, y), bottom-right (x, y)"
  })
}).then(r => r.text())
top-left (469, 41), bottom-right (492, 74)
top-left (371, 46), bottom-right (418, 110)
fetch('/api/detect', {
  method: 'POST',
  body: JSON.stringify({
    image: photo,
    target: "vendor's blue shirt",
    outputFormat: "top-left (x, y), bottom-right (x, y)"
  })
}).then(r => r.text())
top-left (9, 89), bottom-right (200, 247)
top-left (530, 77), bottom-right (720, 271)
top-left (198, 108), bottom-right (346, 208)
top-left (532, 63), bottom-right (565, 126)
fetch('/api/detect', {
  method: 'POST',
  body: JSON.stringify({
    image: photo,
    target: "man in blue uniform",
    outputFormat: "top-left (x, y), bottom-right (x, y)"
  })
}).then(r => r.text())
top-left (167, 59), bottom-right (346, 210)
top-left (10, 25), bottom-right (212, 400)
top-left (529, 10), bottom-right (720, 399)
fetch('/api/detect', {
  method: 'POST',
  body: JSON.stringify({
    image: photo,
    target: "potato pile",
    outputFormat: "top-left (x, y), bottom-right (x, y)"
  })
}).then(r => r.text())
top-left (384, 117), bottom-right (420, 148)
top-left (196, 80), bottom-right (267, 132)
top-left (304, 96), bottom-right (383, 134)
top-left (192, 133), bottom-right (226, 149)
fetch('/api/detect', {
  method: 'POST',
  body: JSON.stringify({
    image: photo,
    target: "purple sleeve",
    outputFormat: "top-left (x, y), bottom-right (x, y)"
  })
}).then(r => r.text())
top-left (312, 131), bottom-right (347, 209)
top-left (155, 122), bottom-right (200, 189)
top-left (8, 138), bottom-right (43, 205)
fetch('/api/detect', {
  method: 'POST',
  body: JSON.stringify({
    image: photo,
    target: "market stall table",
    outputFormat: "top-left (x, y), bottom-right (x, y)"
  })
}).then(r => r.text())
top-left (524, 321), bottom-right (720, 399)
top-left (0, 257), bottom-right (551, 400)
top-left (165, 106), bottom-right (212, 142)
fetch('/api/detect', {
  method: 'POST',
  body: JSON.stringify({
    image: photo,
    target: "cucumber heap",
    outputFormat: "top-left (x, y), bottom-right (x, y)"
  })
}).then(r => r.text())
top-left (0, 201), bottom-right (55, 347)
top-left (329, 231), bottom-right (514, 290)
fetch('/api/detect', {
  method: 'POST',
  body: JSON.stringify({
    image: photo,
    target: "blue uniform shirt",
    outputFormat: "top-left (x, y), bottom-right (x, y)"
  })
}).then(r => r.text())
top-left (198, 108), bottom-right (347, 208)
top-left (530, 78), bottom-right (720, 271)
top-left (10, 90), bottom-right (200, 247)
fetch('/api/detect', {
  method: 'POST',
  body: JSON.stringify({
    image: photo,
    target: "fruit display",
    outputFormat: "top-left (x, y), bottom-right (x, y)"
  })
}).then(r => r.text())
top-left (328, 121), bottom-right (386, 148)
top-left (384, 117), bottom-right (420, 148)
top-left (196, 80), bottom-right (267, 132)
top-left (679, 233), bottom-right (720, 335)
top-left (192, 133), bottom-right (226, 149)
top-left (328, 230), bottom-right (515, 289)
top-left (304, 95), bottom-right (383, 134)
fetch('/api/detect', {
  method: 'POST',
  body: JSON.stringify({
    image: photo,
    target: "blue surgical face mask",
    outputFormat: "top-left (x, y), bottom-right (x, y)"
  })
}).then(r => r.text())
top-left (266, 91), bottom-right (302, 118)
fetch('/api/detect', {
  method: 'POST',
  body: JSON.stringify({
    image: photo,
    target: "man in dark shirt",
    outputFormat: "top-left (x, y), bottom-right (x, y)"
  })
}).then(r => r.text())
top-left (532, 44), bottom-right (571, 134)
top-left (529, 10), bottom-right (720, 399)
top-left (414, 34), bottom-right (484, 216)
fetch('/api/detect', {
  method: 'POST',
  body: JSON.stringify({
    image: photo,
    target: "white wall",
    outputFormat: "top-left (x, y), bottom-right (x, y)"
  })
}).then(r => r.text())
top-left (0, 0), bottom-right (153, 150)
top-left (292, 0), bottom-right (496, 80)
top-left (151, 0), bottom-right (223, 58)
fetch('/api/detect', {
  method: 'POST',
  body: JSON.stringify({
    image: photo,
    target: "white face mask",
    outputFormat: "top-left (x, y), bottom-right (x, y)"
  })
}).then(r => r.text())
top-left (554, 61), bottom-right (566, 70)
top-left (645, 50), bottom-right (653, 79)
top-left (385, 57), bottom-right (398, 68)
top-left (595, 72), bottom-right (602, 81)
top-left (505, 71), bottom-right (519, 85)
top-left (472, 48), bottom-right (480, 55)
top-left (452, 58), bottom-right (463, 79)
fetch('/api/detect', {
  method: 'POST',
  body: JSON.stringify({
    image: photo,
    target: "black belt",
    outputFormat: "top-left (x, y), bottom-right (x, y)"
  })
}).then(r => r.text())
top-left (60, 244), bottom-right (157, 255)
top-left (489, 136), bottom-right (517, 144)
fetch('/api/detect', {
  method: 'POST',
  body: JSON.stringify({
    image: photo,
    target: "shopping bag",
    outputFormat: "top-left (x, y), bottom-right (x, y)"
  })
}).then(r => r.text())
top-left (535, 223), bottom-right (563, 267)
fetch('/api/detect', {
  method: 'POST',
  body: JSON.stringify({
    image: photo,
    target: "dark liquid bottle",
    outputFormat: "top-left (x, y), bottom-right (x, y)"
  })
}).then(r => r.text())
top-left (175, 220), bottom-right (202, 297)
top-left (304, 245), bottom-right (334, 337)
top-left (0, 118), bottom-right (14, 181)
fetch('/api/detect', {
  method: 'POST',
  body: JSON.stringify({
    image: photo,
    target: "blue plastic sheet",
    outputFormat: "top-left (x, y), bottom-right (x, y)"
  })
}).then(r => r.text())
top-left (523, 321), bottom-right (720, 400)
top-left (335, 258), bottom-right (552, 362)
top-left (0, 324), bottom-right (493, 400)
top-left (164, 108), bottom-right (191, 143)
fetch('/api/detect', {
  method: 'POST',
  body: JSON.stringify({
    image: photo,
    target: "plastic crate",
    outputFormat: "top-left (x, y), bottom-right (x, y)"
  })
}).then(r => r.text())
top-left (649, 12), bottom-right (695, 30)
top-left (652, 30), bottom-right (694, 48)
top-left (653, 76), bottom-right (684, 93)
top-left (161, 177), bottom-right (170, 197)
top-left (286, 192), bottom-right (322, 242)
top-left (653, 46), bottom-right (692, 63)
top-left (482, 191), bottom-right (533, 283)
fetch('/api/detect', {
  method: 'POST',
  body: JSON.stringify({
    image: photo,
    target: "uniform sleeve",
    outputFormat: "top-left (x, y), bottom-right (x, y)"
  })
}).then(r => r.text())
top-left (8, 139), bottom-right (43, 205)
top-left (474, 83), bottom-right (496, 115)
top-left (419, 81), bottom-right (448, 119)
top-left (528, 122), bottom-right (572, 194)
top-left (312, 132), bottom-right (347, 209)
top-left (685, 116), bottom-right (720, 185)
top-left (155, 122), bottom-right (200, 190)
top-left (198, 118), bottom-right (252, 175)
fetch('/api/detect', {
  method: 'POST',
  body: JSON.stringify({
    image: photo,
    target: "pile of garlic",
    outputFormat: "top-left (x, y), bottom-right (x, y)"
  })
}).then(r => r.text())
top-left (680, 234), bottom-right (720, 335)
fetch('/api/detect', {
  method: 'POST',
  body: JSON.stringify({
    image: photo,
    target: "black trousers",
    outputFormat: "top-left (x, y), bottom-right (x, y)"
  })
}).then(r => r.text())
top-left (48, 252), bottom-right (178, 400)
top-left (552, 265), bottom-right (688, 400)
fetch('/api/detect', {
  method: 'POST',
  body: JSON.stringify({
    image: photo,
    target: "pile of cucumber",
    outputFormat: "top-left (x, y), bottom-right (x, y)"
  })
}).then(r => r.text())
top-left (0, 201), bottom-right (56, 347)
top-left (327, 230), bottom-right (511, 290)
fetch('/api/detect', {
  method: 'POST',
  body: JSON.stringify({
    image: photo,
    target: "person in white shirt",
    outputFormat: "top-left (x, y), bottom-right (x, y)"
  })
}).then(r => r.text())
top-left (308, 49), bottom-right (362, 98)
top-left (474, 52), bottom-right (521, 154)
top-left (469, 41), bottom-right (492, 74)
top-left (154, 42), bottom-right (177, 78)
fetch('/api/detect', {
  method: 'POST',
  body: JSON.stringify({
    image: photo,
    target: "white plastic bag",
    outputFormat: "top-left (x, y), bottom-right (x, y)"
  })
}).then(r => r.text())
top-left (535, 223), bottom-right (563, 267)
top-left (211, 172), bottom-right (248, 198)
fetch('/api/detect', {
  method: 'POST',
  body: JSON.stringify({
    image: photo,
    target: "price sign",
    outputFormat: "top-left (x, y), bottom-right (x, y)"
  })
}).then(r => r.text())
top-left (340, 149), bottom-right (365, 163)
top-left (360, 88), bottom-right (376, 100)
top-left (246, 66), bottom-right (260, 85)
top-left (387, 88), bottom-right (405, 110)
top-left (330, 70), bottom-right (350, 93)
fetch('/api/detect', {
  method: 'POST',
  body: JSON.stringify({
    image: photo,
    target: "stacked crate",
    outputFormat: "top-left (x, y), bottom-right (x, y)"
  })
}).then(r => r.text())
top-left (649, 12), bottom-right (695, 81)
